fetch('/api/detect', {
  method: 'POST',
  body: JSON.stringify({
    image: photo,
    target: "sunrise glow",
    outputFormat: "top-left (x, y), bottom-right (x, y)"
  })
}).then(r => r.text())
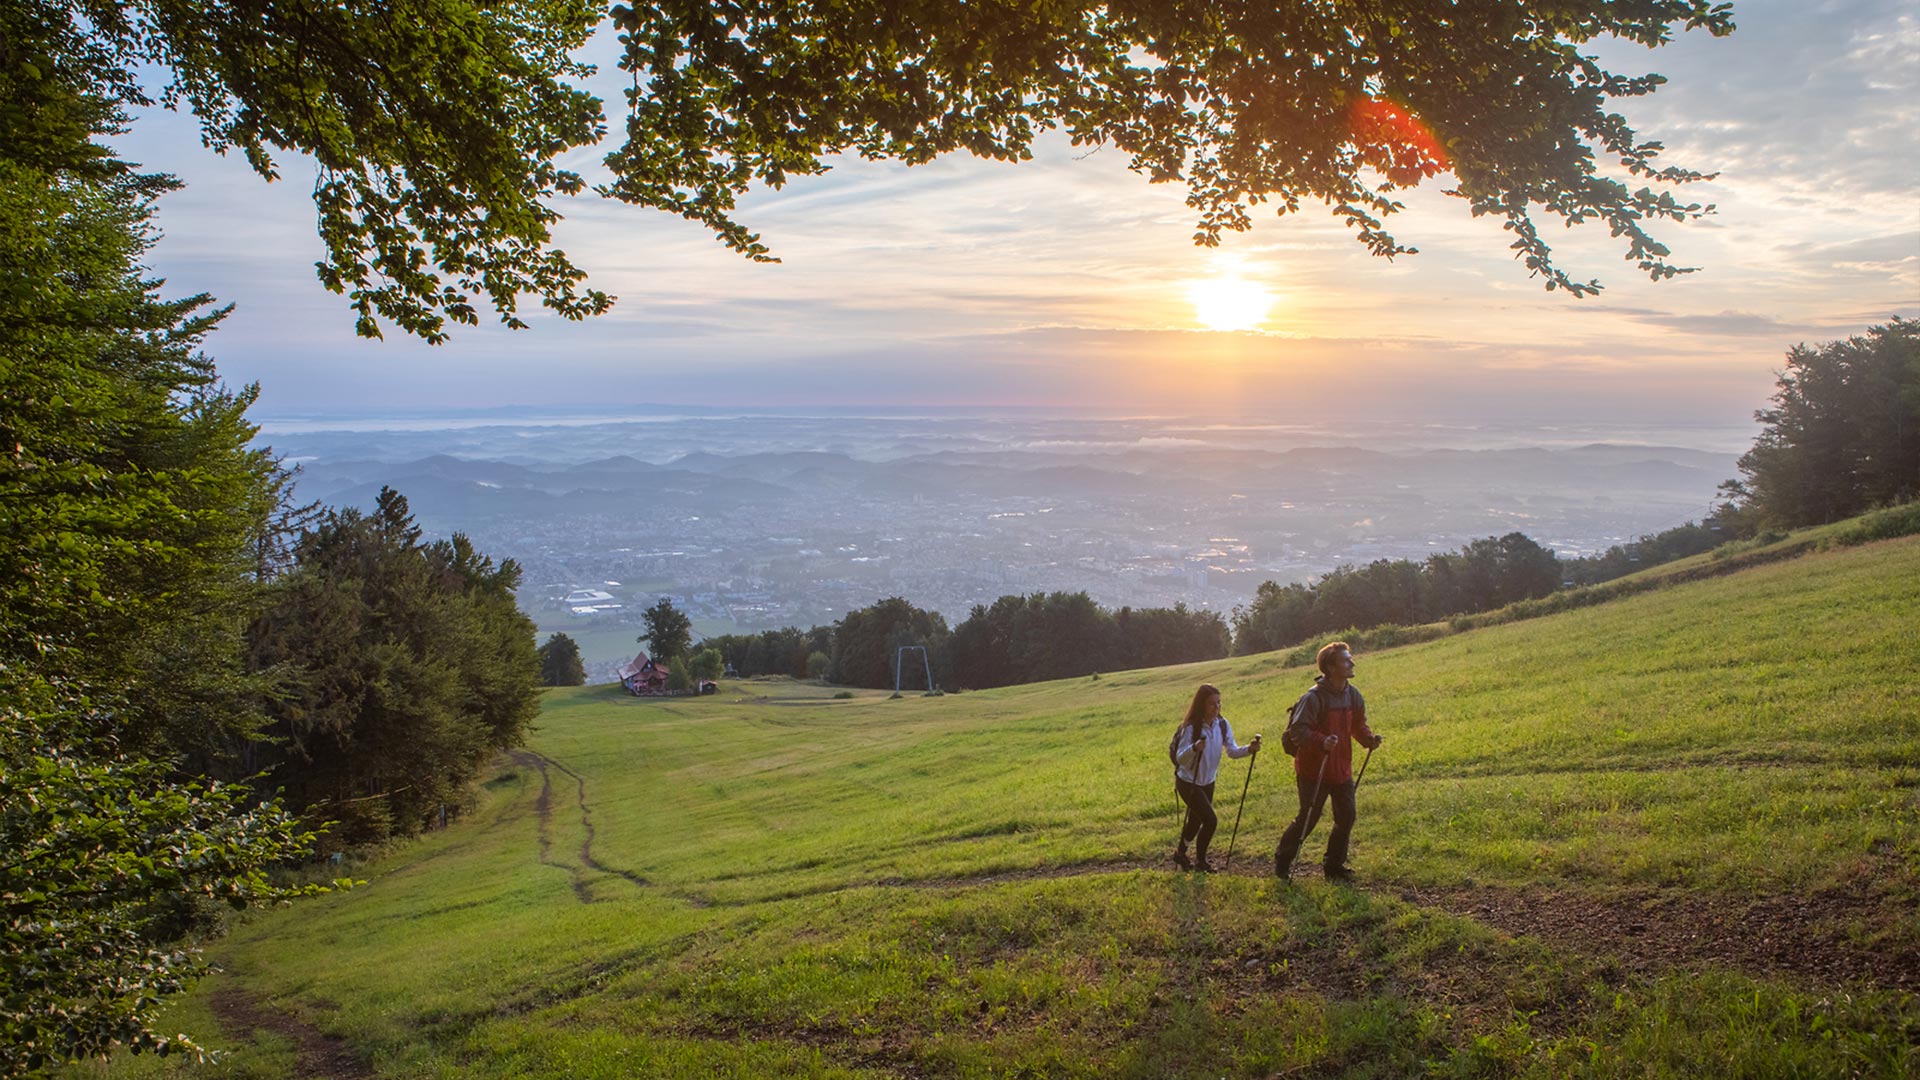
top-left (1188, 272), bottom-right (1275, 332)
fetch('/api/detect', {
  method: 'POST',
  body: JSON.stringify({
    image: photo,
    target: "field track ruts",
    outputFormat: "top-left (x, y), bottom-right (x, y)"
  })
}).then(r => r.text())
top-left (509, 749), bottom-right (667, 903)
top-left (499, 746), bottom-right (1915, 992)
top-left (208, 988), bottom-right (372, 1080)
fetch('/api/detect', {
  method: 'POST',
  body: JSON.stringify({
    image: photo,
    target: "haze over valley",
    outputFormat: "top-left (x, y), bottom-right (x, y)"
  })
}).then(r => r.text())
top-left (269, 409), bottom-right (1744, 674)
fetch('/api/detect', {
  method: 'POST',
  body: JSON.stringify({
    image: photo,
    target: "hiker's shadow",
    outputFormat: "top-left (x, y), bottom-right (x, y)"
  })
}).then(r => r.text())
top-left (1120, 867), bottom-right (1371, 1079)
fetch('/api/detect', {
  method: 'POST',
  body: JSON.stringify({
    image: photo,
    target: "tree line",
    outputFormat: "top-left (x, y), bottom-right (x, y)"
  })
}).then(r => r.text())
top-left (682, 594), bottom-right (1227, 692)
top-left (247, 489), bottom-right (541, 848)
top-left (1231, 532), bottom-right (1564, 656)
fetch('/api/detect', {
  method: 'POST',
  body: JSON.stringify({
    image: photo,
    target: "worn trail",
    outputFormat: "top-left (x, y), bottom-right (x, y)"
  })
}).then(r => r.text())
top-left (208, 989), bottom-right (374, 1080)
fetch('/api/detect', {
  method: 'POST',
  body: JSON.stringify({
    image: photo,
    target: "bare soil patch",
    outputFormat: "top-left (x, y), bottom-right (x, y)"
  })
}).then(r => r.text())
top-left (208, 989), bottom-right (372, 1080)
top-left (884, 855), bottom-right (1918, 992)
top-left (1395, 878), bottom-right (1919, 992)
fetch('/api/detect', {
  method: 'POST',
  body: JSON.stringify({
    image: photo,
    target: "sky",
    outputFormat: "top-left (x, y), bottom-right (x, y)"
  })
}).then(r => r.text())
top-left (119, 0), bottom-right (1919, 426)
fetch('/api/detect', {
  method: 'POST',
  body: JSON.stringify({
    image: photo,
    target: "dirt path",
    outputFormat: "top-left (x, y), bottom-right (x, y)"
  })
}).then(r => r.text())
top-left (208, 989), bottom-right (373, 1080)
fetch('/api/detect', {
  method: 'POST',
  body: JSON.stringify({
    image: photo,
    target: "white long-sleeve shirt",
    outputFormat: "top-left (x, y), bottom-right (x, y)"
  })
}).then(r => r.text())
top-left (1173, 716), bottom-right (1255, 785)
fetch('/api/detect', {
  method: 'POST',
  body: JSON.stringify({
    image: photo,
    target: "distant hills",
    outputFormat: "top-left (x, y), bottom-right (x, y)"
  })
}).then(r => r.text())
top-left (292, 442), bottom-right (1734, 525)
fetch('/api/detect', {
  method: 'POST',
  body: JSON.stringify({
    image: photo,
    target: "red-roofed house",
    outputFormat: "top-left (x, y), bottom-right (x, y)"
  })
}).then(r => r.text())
top-left (615, 652), bottom-right (669, 694)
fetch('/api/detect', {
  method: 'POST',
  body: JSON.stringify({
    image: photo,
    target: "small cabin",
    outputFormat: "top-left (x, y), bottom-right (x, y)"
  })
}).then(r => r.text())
top-left (615, 652), bottom-right (669, 694)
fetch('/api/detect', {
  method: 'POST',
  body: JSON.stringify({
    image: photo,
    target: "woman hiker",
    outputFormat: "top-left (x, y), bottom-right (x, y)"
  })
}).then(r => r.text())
top-left (1169, 682), bottom-right (1260, 872)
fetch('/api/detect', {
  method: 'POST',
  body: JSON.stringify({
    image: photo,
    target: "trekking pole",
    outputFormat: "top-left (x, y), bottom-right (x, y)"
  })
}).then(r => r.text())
top-left (1353, 745), bottom-right (1374, 792)
top-left (1221, 746), bottom-right (1257, 871)
top-left (1297, 749), bottom-right (1332, 839)
top-left (1274, 742), bottom-right (1332, 878)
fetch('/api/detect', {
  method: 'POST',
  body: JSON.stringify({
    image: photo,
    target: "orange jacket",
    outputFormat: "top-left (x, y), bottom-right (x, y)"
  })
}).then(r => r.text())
top-left (1286, 679), bottom-right (1378, 784)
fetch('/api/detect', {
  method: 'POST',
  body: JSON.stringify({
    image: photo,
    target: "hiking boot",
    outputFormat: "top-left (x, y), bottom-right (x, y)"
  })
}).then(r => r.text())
top-left (1274, 849), bottom-right (1292, 881)
top-left (1323, 864), bottom-right (1355, 883)
top-left (1195, 856), bottom-right (1216, 874)
top-left (1172, 848), bottom-right (1193, 871)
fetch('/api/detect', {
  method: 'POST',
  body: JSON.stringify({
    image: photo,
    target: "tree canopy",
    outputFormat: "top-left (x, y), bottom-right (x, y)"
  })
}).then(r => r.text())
top-left (246, 490), bottom-right (542, 848)
top-left (641, 597), bottom-right (694, 662)
top-left (1, 59), bottom-right (334, 1062)
top-left (1232, 532), bottom-right (1564, 655)
top-left (32, 0), bottom-right (1735, 340)
top-left (539, 632), bottom-right (589, 686)
top-left (1721, 319), bottom-right (1919, 529)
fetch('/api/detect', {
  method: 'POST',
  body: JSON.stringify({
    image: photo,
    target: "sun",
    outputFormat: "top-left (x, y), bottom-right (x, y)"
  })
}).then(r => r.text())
top-left (1187, 273), bottom-right (1274, 332)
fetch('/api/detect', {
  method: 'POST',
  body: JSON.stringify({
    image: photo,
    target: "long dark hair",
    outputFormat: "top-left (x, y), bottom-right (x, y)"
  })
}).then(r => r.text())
top-left (1182, 683), bottom-right (1220, 738)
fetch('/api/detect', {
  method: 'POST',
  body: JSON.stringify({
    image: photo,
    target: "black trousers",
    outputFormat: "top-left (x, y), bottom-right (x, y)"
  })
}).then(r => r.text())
top-left (1274, 776), bottom-right (1357, 872)
top-left (1175, 778), bottom-right (1218, 857)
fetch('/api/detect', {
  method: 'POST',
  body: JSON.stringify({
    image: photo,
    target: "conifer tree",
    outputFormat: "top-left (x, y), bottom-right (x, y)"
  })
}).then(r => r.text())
top-left (539, 633), bottom-right (588, 686)
top-left (247, 490), bottom-right (541, 847)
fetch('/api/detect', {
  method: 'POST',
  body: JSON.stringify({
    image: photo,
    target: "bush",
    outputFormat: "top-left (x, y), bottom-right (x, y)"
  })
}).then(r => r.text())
top-left (689, 647), bottom-right (724, 682)
top-left (1828, 500), bottom-right (1920, 546)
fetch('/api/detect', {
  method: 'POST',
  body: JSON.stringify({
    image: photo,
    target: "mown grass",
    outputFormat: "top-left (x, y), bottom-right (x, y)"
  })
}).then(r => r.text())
top-left (74, 533), bottom-right (1920, 1078)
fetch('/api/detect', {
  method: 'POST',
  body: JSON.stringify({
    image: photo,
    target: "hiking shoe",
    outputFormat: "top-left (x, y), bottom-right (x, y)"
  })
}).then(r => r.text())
top-left (1323, 864), bottom-right (1355, 883)
top-left (1274, 849), bottom-right (1292, 880)
top-left (1195, 857), bottom-right (1216, 874)
top-left (1172, 849), bottom-right (1193, 870)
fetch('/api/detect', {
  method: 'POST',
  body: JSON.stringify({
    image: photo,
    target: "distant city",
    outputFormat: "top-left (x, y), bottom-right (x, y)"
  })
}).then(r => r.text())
top-left (261, 408), bottom-right (1748, 677)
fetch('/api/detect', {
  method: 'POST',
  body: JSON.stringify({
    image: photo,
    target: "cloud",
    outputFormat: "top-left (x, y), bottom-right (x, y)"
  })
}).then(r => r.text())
top-left (1771, 231), bottom-right (1920, 287)
top-left (1600, 309), bottom-right (1808, 337)
top-left (1595, 1), bottom-right (1920, 203)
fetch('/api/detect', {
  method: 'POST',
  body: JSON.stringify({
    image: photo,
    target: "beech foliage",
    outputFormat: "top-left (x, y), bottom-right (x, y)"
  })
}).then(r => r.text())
top-left (28, 0), bottom-right (1735, 340)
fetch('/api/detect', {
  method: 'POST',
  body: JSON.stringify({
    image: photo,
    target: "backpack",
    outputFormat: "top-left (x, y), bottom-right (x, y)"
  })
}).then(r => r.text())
top-left (1280, 682), bottom-right (1364, 756)
top-left (1167, 717), bottom-right (1221, 772)
top-left (1279, 686), bottom-right (1328, 757)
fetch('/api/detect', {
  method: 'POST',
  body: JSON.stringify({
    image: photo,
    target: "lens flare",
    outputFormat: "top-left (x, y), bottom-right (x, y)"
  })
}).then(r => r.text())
top-left (1347, 97), bottom-right (1450, 185)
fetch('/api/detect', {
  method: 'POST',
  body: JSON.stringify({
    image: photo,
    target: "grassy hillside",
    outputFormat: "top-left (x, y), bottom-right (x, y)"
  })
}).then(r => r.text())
top-left (84, 536), bottom-right (1919, 1079)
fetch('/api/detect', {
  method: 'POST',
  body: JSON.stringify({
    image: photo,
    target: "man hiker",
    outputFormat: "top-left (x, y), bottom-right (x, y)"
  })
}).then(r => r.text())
top-left (1274, 641), bottom-right (1383, 882)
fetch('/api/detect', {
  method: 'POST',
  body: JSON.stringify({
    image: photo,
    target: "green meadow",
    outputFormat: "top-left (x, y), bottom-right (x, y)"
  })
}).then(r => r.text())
top-left (84, 535), bottom-right (1920, 1078)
